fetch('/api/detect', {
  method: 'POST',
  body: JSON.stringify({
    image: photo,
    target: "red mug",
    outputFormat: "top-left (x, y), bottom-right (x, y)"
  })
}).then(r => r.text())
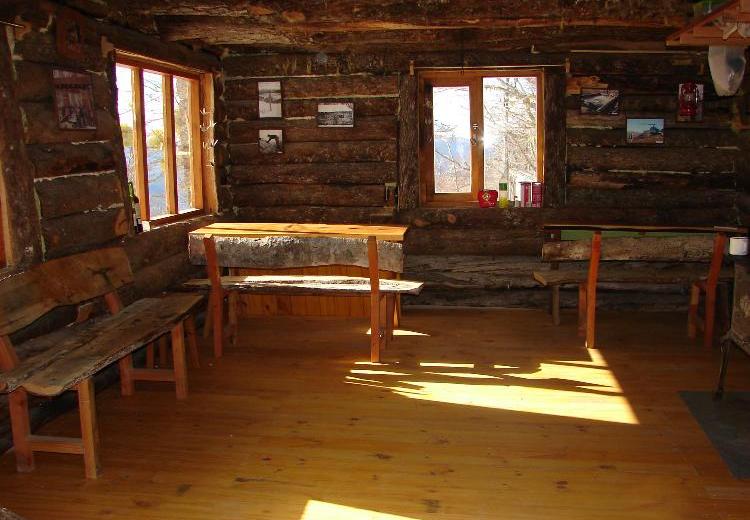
top-left (478, 189), bottom-right (498, 208)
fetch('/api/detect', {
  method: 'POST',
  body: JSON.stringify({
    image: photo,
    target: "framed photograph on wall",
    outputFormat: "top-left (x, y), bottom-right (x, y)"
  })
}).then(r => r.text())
top-left (53, 69), bottom-right (97, 130)
top-left (677, 82), bottom-right (704, 122)
top-left (580, 88), bottom-right (620, 115)
top-left (317, 101), bottom-right (354, 127)
top-left (56, 9), bottom-right (88, 61)
top-left (626, 118), bottom-right (664, 145)
top-left (259, 129), bottom-right (283, 154)
top-left (258, 81), bottom-right (282, 118)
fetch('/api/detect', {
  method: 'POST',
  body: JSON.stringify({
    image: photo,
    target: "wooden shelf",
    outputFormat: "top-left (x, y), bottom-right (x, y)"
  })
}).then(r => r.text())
top-left (667, 0), bottom-right (750, 47)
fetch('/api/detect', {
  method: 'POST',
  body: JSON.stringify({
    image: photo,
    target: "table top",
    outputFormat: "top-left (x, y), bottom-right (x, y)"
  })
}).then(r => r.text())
top-left (189, 222), bottom-right (409, 241)
top-left (543, 223), bottom-right (747, 234)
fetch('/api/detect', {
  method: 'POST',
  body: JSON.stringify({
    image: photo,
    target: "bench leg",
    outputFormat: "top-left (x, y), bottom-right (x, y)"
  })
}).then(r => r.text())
top-left (385, 294), bottom-right (396, 346)
top-left (715, 338), bottom-right (732, 400)
top-left (228, 291), bottom-right (239, 348)
top-left (158, 335), bottom-right (169, 367)
top-left (704, 285), bottom-right (717, 349)
top-left (146, 343), bottom-right (155, 368)
top-left (77, 378), bottom-right (101, 479)
top-left (688, 282), bottom-right (700, 339)
top-left (118, 355), bottom-right (135, 396)
top-left (185, 315), bottom-right (200, 369)
top-left (171, 322), bottom-right (189, 400)
top-left (577, 283), bottom-right (587, 338)
top-left (551, 285), bottom-right (560, 326)
top-left (9, 389), bottom-right (34, 473)
top-left (370, 295), bottom-right (381, 364)
top-left (212, 289), bottom-right (224, 358)
top-left (585, 232), bottom-right (601, 349)
top-left (203, 293), bottom-right (213, 339)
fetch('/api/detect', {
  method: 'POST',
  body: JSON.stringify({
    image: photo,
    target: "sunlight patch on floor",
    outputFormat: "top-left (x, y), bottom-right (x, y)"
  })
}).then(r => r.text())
top-left (366, 328), bottom-right (430, 337)
top-left (348, 350), bottom-right (638, 424)
top-left (300, 500), bottom-right (421, 520)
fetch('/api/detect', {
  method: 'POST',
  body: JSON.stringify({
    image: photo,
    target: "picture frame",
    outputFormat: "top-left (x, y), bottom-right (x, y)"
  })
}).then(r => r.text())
top-left (259, 129), bottom-right (283, 154)
top-left (677, 82), bottom-right (704, 122)
top-left (258, 81), bottom-right (282, 119)
top-left (53, 69), bottom-right (97, 130)
top-left (317, 101), bottom-right (355, 127)
top-left (580, 88), bottom-right (620, 115)
top-left (56, 9), bottom-right (88, 61)
top-left (626, 118), bottom-right (664, 145)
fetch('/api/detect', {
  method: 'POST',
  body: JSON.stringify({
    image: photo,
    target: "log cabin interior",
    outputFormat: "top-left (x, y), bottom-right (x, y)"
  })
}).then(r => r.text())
top-left (2, 0), bottom-right (750, 518)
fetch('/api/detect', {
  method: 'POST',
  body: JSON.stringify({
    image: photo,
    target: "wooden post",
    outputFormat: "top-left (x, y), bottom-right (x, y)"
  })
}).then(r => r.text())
top-left (551, 285), bottom-right (560, 326)
top-left (0, 336), bottom-right (33, 472)
top-left (385, 294), bottom-right (396, 346)
top-left (577, 283), bottom-right (587, 338)
top-left (368, 236), bottom-right (381, 363)
top-left (185, 315), bottom-right (200, 368)
top-left (171, 322), bottom-right (188, 400)
top-left (77, 378), bottom-right (101, 479)
top-left (203, 235), bottom-right (225, 358)
top-left (688, 282), bottom-right (700, 338)
top-left (585, 232), bottom-right (602, 349)
top-left (118, 356), bottom-right (135, 396)
top-left (703, 232), bottom-right (728, 348)
top-left (146, 343), bottom-right (155, 368)
top-left (158, 335), bottom-right (169, 367)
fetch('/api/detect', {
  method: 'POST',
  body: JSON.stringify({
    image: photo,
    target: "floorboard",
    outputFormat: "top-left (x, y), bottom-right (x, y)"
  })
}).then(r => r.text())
top-left (0, 309), bottom-right (749, 519)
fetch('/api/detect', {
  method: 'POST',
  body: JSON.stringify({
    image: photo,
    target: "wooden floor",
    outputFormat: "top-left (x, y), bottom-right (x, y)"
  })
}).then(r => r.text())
top-left (1, 309), bottom-right (750, 519)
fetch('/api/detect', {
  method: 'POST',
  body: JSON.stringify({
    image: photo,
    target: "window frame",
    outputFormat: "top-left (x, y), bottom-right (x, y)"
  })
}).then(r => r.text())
top-left (115, 51), bottom-right (210, 227)
top-left (418, 69), bottom-right (545, 207)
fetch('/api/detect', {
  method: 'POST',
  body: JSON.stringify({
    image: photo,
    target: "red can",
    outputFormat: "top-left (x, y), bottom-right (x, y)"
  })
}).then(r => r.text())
top-left (520, 182), bottom-right (532, 207)
top-left (532, 182), bottom-right (544, 208)
top-left (477, 189), bottom-right (498, 208)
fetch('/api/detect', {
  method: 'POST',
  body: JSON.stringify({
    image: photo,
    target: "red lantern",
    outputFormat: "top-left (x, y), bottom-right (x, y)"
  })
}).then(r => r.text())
top-left (477, 189), bottom-right (498, 208)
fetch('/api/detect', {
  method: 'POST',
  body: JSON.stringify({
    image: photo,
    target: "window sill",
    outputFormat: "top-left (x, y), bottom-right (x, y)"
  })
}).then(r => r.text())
top-left (144, 209), bottom-right (205, 230)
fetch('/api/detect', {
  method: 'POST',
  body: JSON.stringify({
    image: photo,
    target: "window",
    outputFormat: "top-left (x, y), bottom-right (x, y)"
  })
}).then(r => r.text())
top-left (115, 52), bottom-right (208, 226)
top-left (419, 69), bottom-right (544, 205)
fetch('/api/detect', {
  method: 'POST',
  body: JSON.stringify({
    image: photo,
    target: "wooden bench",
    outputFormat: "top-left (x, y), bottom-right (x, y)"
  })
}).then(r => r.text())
top-left (185, 234), bottom-right (423, 363)
top-left (0, 247), bottom-right (203, 478)
top-left (533, 233), bottom-right (731, 348)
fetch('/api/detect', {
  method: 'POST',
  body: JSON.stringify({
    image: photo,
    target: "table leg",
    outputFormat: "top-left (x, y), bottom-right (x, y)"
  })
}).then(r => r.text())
top-left (586, 231), bottom-right (602, 349)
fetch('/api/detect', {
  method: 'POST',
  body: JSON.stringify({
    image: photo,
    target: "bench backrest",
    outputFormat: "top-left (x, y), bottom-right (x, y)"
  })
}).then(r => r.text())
top-left (541, 235), bottom-right (717, 263)
top-left (190, 234), bottom-right (404, 273)
top-left (0, 247), bottom-right (133, 337)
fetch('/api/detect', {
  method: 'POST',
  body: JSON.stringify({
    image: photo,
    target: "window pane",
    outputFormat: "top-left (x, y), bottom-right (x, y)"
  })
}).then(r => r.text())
top-left (483, 76), bottom-right (538, 200)
top-left (173, 76), bottom-right (195, 213)
top-left (433, 86), bottom-right (471, 194)
top-left (143, 70), bottom-right (167, 218)
top-left (115, 65), bottom-right (136, 186)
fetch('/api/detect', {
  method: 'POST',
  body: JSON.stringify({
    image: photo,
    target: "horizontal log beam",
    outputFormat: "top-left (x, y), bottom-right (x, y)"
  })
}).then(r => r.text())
top-left (229, 141), bottom-right (397, 164)
top-left (229, 162), bottom-right (397, 185)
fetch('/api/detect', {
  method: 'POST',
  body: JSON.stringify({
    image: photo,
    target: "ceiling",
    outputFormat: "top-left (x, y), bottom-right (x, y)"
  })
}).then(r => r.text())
top-left (62, 0), bottom-right (694, 52)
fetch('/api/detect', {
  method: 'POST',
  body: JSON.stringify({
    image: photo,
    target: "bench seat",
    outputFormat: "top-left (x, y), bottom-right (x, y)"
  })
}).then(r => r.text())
top-left (0, 293), bottom-right (202, 397)
top-left (533, 266), bottom-right (733, 287)
top-left (185, 275), bottom-right (424, 296)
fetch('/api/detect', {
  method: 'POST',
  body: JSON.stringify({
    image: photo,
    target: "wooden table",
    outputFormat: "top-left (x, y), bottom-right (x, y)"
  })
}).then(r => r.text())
top-left (188, 223), bottom-right (409, 318)
top-left (543, 223), bottom-right (747, 349)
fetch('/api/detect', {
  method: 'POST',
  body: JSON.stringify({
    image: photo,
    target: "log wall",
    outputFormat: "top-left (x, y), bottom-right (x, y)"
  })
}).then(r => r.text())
top-left (0, 1), bottom-right (220, 452)
top-left (221, 49), bottom-right (745, 312)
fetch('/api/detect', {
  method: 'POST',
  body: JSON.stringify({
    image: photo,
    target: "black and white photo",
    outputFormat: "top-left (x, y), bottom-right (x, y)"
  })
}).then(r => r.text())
top-left (258, 129), bottom-right (283, 154)
top-left (258, 81), bottom-right (282, 118)
top-left (317, 102), bottom-right (354, 127)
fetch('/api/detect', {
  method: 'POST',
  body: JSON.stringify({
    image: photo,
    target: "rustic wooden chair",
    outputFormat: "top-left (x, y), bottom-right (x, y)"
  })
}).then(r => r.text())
top-left (185, 234), bottom-right (423, 362)
top-left (0, 247), bottom-right (203, 478)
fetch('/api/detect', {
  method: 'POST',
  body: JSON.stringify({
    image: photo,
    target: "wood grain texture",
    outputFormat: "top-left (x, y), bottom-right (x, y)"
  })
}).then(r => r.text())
top-left (185, 275), bottom-right (422, 295)
top-left (1, 309), bottom-right (749, 518)
top-left (541, 235), bottom-right (715, 262)
top-left (0, 247), bottom-right (132, 336)
top-left (0, 294), bottom-right (203, 396)
top-left (188, 235), bottom-right (405, 273)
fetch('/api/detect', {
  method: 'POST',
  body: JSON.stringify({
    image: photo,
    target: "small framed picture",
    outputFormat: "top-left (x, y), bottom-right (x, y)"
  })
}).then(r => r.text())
top-left (317, 101), bottom-right (354, 127)
top-left (258, 81), bottom-right (282, 118)
top-left (677, 82), bottom-right (704, 122)
top-left (626, 118), bottom-right (664, 144)
top-left (259, 129), bottom-right (283, 154)
top-left (580, 88), bottom-right (620, 115)
top-left (56, 10), bottom-right (88, 61)
top-left (53, 69), bottom-right (97, 130)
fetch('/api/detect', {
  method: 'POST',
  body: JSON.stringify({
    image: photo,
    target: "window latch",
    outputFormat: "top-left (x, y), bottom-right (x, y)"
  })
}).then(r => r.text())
top-left (470, 122), bottom-right (480, 146)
